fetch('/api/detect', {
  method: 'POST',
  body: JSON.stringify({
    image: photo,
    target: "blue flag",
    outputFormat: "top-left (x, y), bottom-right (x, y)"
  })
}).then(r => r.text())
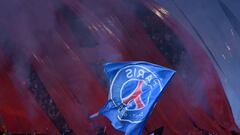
top-left (100, 61), bottom-right (175, 135)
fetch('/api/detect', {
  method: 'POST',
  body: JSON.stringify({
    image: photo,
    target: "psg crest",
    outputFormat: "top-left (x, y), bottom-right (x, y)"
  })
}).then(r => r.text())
top-left (110, 65), bottom-right (163, 123)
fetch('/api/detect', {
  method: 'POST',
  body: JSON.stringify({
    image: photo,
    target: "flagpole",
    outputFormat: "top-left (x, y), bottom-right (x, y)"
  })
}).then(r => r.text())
top-left (89, 112), bottom-right (99, 119)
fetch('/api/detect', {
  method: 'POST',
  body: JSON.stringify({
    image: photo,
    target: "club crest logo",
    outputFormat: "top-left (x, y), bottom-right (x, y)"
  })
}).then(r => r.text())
top-left (110, 65), bottom-right (162, 123)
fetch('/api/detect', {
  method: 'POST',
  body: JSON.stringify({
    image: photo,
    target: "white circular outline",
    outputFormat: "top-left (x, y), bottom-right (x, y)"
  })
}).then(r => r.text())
top-left (109, 65), bottom-right (163, 123)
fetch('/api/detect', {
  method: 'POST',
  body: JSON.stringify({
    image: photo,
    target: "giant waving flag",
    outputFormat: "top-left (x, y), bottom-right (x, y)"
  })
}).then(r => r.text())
top-left (100, 61), bottom-right (175, 135)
